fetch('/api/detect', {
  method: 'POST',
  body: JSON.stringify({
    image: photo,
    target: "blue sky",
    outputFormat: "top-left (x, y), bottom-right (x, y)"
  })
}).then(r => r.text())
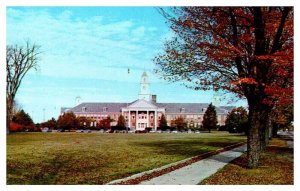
top-left (7, 7), bottom-right (247, 123)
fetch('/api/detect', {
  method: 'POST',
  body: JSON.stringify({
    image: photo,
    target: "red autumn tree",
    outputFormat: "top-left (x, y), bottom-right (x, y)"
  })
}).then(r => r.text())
top-left (154, 7), bottom-right (293, 168)
top-left (57, 112), bottom-right (78, 130)
top-left (99, 117), bottom-right (112, 130)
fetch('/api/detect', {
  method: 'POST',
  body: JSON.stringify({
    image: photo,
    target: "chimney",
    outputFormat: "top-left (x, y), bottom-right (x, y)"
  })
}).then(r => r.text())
top-left (151, 95), bottom-right (157, 103)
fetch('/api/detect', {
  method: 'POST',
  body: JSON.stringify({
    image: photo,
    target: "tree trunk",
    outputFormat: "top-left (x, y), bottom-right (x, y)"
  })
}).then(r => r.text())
top-left (247, 107), bottom-right (260, 168)
top-left (267, 113), bottom-right (273, 140)
top-left (260, 111), bottom-right (272, 150)
top-left (260, 123), bottom-right (266, 151)
top-left (6, 97), bottom-right (13, 135)
top-left (272, 123), bottom-right (279, 137)
top-left (7, 106), bottom-right (11, 134)
top-left (247, 102), bottom-right (269, 168)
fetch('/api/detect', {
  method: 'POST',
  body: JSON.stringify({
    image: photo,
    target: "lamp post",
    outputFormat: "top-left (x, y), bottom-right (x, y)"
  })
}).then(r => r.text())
top-left (43, 108), bottom-right (45, 122)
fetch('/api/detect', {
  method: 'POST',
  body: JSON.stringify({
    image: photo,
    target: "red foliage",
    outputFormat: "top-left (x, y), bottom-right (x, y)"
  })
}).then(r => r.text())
top-left (99, 118), bottom-right (111, 130)
top-left (9, 122), bottom-right (22, 132)
top-left (156, 7), bottom-right (293, 108)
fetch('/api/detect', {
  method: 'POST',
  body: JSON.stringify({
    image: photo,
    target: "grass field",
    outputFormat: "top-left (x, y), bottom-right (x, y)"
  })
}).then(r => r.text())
top-left (200, 137), bottom-right (293, 185)
top-left (7, 131), bottom-right (246, 184)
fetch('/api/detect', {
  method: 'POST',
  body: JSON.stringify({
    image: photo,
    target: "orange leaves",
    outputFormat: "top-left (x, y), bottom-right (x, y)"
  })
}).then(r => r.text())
top-left (231, 78), bottom-right (258, 85)
top-left (182, 19), bottom-right (194, 29)
top-left (264, 85), bottom-right (293, 107)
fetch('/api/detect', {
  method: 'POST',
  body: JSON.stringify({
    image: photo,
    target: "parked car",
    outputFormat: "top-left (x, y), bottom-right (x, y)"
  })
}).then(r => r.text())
top-left (84, 129), bottom-right (91, 133)
top-left (76, 129), bottom-right (84, 133)
top-left (57, 129), bottom-right (65, 132)
top-left (195, 130), bottom-right (200, 134)
top-left (41, 127), bottom-right (51, 132)
top-left (156, 130), bottom-right (162, 133)
top-left (172, 130), bottom-right (178, 133)
top-left (128, 130), bottom-right (135, 133)
top-left (99, 129), bottom-right (105, 133)
top-left (149, 130), bottom-right (156, 133)
top-left (135, 130), bottom-right (147, 133)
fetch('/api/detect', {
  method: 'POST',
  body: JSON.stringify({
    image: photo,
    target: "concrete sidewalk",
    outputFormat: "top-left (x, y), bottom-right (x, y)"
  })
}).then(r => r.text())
top-left (140, 145), bottom-right (247, 185)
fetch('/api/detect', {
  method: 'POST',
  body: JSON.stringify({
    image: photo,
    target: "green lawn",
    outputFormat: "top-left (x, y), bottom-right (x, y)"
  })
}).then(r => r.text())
top-left (7, 131), bottom-right (246, 184)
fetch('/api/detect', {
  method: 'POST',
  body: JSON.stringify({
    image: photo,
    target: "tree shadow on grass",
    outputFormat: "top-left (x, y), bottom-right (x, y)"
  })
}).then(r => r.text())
top-left (131, 139), bottom-right (243, 159)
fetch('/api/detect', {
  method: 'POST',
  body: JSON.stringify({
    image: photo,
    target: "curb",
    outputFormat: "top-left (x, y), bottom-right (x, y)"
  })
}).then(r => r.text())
top-left (107, 141), bottom-right (246, 185)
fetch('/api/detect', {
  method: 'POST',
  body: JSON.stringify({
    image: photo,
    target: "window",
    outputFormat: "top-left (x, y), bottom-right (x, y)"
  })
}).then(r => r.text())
top-left (82, 107), bottom-right (86, 112)
top-left (103, 107), bottom-right (108, 112)
top-left (180, 108), bottom-right (185, 113)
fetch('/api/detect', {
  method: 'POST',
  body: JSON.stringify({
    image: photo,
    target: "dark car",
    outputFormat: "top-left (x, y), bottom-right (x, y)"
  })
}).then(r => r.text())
top-left (57, 129), bottom-right (65, 132)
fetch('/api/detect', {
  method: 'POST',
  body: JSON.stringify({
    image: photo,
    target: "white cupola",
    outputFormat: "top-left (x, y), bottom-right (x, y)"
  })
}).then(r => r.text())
top-left (138, 71), bottom-right (151, 101)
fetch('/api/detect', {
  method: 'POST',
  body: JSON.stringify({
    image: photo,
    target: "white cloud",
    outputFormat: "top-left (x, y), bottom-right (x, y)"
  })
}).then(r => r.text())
top-left (7, 8), bottom-right (161, 84)
top-left (131, 26), bottom-right (145, 38)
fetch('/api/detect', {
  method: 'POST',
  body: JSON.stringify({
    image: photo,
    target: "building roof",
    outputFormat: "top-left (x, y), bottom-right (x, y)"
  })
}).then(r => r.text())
top-left (69, 102), bottom-right (128, 113)
top-left (155, 103), bottom-right (233, 114)
top-left (66, 101), bottom-right (234, 114)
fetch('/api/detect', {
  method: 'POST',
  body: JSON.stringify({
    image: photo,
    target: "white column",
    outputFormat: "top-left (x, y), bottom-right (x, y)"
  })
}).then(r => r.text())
top-left (147, 110), bottom-right (149, 128)
top-left (128, 110), bottom-right (131, 128)
top-left (154, 110), bottom-right (157, 131)
top-left (136, 110), bottom-right (138, 129)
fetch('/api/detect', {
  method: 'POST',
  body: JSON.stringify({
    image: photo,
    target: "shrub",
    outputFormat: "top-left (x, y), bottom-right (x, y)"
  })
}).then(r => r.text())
top-left (225, 107), bottom-right (248, 134)
top-left (218, 125), bottom-right (227, 131)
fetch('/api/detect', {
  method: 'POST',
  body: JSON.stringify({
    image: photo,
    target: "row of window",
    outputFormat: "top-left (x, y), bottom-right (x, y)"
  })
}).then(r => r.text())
top-left (81, 107), bottom-right (228, 115)
top-left (82, 107), bottom-right (108, 112)
top-left (126, 115), bottom-right (161, 120)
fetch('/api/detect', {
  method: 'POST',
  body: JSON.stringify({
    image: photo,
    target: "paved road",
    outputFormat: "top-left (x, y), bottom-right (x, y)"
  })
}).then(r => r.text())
top-left (277, 130), bottom-right (294, 138)
top-left (140, 145), bottom-right (247, 185)
top-left (278, 131), bottom-right (294, 148)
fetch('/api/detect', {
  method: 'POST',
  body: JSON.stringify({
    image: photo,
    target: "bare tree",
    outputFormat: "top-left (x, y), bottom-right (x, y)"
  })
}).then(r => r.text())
top-left (6, 42), bottom-right (40, 134)
top-left (12, 100), bottom-right (22, 116)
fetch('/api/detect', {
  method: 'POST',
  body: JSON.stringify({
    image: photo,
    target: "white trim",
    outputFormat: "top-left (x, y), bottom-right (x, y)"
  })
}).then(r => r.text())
top-left (128, 110), bottom-right (131, 128)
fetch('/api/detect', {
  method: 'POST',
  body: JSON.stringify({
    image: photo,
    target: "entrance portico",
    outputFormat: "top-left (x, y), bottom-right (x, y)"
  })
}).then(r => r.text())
top-left (121, 99), bottom-right (164, 131)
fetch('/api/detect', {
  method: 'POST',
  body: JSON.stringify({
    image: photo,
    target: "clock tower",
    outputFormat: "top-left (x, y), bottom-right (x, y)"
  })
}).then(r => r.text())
top-left (138, 71), bottom-right (151, 101)
top-left (213, 91), bottom-right (221, 107)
